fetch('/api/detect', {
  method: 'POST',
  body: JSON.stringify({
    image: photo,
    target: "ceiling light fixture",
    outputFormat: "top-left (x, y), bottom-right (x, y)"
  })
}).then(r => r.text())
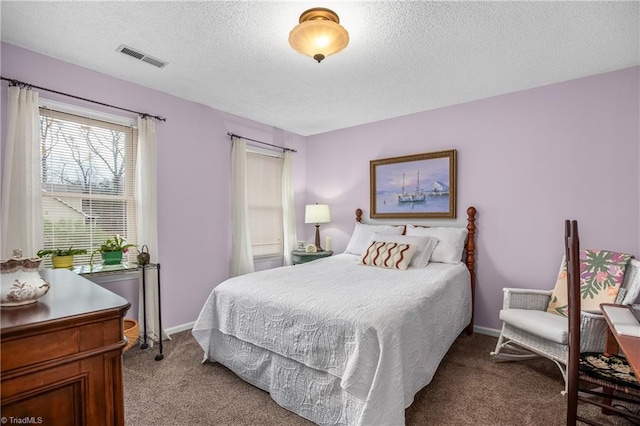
top-left (288, 8), bottom-right (349, 63)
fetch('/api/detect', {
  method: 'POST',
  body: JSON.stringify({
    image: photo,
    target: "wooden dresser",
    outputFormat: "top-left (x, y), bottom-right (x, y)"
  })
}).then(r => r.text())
top-left (1, 269), bottom-right (130, 425)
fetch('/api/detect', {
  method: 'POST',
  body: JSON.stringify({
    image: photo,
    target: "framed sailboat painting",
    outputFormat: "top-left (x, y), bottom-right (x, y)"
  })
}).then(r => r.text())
top-left (370, 150), bottom-right (457, 219)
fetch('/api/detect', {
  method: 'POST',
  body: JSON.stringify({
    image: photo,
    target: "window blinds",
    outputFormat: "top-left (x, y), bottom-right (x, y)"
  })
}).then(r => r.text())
top-left (39, 108), bottom-right (138, 266)
top-left (246, 151), bottom-right (284, 257)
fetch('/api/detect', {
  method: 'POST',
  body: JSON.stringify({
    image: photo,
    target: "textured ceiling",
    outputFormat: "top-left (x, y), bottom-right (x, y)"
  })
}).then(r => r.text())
top-left (1, 1), bottom-right (638, 136)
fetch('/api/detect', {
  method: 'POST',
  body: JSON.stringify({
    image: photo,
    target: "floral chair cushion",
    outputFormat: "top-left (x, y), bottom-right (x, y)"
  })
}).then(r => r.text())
top-left (547, 250), bottom-right (632, 317)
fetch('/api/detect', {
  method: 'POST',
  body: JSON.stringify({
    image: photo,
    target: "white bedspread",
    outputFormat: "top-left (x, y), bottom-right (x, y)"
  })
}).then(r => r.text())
top-left (192, 253), bottom-right (471, 425)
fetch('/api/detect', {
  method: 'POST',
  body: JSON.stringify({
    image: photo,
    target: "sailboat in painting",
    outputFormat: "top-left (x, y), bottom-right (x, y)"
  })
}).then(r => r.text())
top-left (397, 173), bottom-right (412, 203)
top-left (412, 170), bottom-right (426, 202)
top-left (397, 171), bottom-right (426, 203)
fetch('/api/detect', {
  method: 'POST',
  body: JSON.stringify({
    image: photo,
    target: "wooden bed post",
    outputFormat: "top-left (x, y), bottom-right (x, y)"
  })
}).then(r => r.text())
top-left (355, 208), bottom-right (363, 223)
top-left (464, 206), bottom-right (477, 336)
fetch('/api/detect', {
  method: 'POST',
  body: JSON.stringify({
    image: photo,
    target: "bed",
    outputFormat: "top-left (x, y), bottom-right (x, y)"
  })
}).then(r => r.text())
top-left (192, 207), bottom-right (477, 425)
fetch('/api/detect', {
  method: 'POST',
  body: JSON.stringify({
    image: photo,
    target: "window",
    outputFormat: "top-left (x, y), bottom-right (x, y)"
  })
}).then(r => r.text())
top-left (39, 108), bottom-right (138, 267)
top-left (246, 149), bottom-right (284, 257)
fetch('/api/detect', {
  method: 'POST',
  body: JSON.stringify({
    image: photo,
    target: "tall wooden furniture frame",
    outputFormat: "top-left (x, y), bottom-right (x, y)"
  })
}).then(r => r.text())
top-left (565, 220), bottom-right (640, 425)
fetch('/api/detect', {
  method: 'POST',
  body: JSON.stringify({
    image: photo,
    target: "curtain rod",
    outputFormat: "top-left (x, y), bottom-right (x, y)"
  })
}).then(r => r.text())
top-left (227, 132), bottom-right (297, 153)
top-left (1, 76), bottom-right (167, 122)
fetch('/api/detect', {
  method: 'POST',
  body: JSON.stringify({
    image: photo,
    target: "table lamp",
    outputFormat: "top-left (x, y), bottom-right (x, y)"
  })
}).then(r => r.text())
top-left (305, 203), bottom-right (331, 251)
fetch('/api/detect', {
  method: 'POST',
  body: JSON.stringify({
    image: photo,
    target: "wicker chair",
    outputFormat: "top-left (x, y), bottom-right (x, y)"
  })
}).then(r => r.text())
top-left (490, 257), bottom-right (640, 393)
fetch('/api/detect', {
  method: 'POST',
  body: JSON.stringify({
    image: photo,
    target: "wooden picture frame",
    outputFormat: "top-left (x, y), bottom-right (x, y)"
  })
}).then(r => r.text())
top-left (370, 150), bottom-right (457, 219)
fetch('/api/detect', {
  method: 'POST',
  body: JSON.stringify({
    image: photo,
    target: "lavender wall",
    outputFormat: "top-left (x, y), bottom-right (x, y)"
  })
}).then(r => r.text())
top-left (306, 66), bottom-right (640, 331)
top-left (0, 43), bottom-right (307, 329)
top-left (2, 43), bottom-right (638, 333)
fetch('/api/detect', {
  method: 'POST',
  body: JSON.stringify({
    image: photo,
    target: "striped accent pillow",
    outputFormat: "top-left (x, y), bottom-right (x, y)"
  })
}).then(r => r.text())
top-left (360, 241), bottom-right (417, 270)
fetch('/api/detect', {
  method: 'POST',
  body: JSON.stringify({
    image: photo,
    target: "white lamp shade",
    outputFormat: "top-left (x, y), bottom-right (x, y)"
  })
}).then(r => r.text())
top-left (305, 204), bottom-right (331, 224)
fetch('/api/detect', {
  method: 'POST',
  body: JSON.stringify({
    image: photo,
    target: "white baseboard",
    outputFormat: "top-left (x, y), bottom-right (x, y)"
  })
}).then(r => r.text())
top-left (166, 321), bottom-right (195, 336)
top-left (474, 325), bottom-right (500, 337)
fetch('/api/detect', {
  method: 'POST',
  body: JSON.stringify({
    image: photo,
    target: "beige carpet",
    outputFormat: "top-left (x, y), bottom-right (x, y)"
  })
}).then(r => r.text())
top-left (123, 331), bottom-right (636, 425)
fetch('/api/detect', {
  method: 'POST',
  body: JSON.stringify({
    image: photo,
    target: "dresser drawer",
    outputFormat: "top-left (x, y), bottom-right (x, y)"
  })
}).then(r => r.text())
top-left (1, 327), bottom-right (79, 372)
top-left (2, 318), bottom-right (123, 373)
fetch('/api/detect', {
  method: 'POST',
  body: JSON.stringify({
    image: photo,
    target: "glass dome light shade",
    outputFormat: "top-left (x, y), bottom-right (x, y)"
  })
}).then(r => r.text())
top-left (288, 8), bottom-right (349, 63)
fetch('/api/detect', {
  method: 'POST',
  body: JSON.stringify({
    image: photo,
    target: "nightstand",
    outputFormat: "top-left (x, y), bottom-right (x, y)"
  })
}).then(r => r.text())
top-left (291, 250), bottom-right (333, 265)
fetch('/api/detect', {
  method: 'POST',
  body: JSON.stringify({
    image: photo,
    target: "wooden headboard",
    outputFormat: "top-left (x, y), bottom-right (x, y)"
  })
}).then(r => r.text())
top-left (355, 206), bottom-right (477, 336)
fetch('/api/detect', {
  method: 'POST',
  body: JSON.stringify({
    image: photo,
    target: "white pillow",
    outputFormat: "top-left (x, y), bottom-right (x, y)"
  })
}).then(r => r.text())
top-left (369, 233), bottom-right (438, 268)
top-left (405, 225), bottom-right (468, 264)
top-left (344, 223), bottom-right (404, 256)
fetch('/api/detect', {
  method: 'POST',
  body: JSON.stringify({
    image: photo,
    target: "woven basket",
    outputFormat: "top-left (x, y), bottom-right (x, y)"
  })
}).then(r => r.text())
top-left (124, 318), bottom-right (139, 352)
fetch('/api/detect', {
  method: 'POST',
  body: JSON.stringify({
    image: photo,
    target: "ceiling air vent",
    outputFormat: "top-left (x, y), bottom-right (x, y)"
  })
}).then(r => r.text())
top-left (116, 44), bottom-right (168, 69)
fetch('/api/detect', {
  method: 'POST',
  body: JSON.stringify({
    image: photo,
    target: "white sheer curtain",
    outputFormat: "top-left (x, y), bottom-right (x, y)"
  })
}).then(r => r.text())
top-left (135, 116), bottom-right (169, 343)
top-left (231, 136), bottom-right (255, 276)
top-left (281, 151), bottom-right (297, 266)
top-left (1, 86), bottom-right (43, 258)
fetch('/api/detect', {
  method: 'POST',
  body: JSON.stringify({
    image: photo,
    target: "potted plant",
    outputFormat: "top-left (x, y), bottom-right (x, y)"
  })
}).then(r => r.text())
top-left (36, 247), bottom-right (88, 269)
top-left (91, 235), bottom-right (136, 266)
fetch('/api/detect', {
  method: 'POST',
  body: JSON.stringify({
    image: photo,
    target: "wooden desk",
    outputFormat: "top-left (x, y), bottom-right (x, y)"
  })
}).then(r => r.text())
top-left (600, 303), bottom-right (640, 377)
top-left (1, 269), bottom-right (130, 425)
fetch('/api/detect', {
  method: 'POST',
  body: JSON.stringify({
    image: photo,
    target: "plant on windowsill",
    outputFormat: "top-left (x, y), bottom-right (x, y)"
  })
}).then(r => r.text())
top-left (90, 235), bottom-right (136, 266)
top-left (37, 247), bottom-right (88, 269)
